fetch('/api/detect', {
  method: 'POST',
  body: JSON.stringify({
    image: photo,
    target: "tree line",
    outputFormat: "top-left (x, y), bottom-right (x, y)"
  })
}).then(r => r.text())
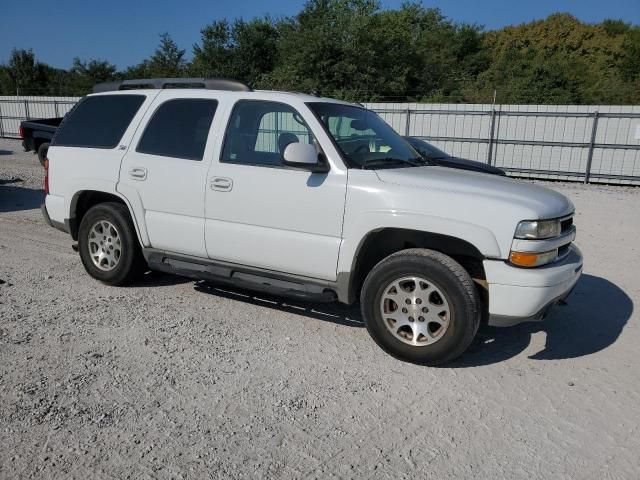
top-left (1, 0), bottom-right (638, 104)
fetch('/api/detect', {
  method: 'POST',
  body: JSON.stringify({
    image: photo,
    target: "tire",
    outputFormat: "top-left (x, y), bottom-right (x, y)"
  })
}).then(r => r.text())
top-left (78, 202), bottom-right (146, 285)
top-left (361, 248), bottom-right (480, 366)
top-left (37, 142), bottom-right (50, 167)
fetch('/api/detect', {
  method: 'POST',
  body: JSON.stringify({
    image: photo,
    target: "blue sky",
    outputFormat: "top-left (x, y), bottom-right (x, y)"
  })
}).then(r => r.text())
top-left (1, 0), bottom-right (639, 69)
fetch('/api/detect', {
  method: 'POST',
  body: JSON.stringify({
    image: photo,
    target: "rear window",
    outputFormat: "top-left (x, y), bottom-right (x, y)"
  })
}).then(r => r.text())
top-left (136, 99), bottom-right (218, 161)
top-left (52, 95), bottom-right (145, 149)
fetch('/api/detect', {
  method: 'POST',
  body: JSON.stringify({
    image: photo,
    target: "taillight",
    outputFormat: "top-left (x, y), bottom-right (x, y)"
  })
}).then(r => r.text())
top-left (19, 126), bottom-right (24, 138)
top-left (43, 158), bottom-right (49, 194)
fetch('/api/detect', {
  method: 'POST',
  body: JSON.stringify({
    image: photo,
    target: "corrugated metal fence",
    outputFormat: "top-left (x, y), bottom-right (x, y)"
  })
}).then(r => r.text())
top-left (0, 96), bottom-right (79, 137)
top-left (366, 103), bottom-right (640, 185)
top-left (1, 96), bottom-right (639, 185)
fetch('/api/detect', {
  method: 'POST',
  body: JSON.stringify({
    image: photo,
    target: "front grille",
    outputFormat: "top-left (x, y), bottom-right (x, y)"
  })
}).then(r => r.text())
top-left (560, 216), bottom-right (574, 234)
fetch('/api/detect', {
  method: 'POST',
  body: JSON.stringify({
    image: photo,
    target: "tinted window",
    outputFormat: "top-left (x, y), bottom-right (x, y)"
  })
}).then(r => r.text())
top-left (221, 100), bottom-right (315, 167)
top-left (137, 99), bottom-right (218, 161)
top-left (53, 95), bottom-right (145, 148)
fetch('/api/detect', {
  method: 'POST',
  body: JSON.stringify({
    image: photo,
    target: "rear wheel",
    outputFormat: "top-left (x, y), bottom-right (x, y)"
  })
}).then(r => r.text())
top-left (78, 202), bottom-right (146, 285)
top-left (37, 142), bottom-right (49, 167)
top-left (361, 248), bottom-right (480, 366)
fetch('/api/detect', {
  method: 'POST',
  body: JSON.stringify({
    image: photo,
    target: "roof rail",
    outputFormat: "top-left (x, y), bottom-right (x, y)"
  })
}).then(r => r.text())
top-left (92, 78), bottom-right (252, 93)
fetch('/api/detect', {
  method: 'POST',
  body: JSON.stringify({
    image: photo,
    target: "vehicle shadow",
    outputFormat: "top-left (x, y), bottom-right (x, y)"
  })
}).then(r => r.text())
top-left (0, 185), bottom-right (44, 212)
top-left (450, 274), bottom-right (632, 367)
top-left (132, 271), bottom-right (192, 288)
top-left (156, 273), bottom-right (630, 363)
top-left (0, 150), bottom-right (13, 155)
top-left (194, 281), bottom-right (364, 328)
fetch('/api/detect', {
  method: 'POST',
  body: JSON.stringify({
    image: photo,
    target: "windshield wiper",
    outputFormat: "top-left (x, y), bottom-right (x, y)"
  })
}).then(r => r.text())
top-left (361, 157), bottom-right (427, 169)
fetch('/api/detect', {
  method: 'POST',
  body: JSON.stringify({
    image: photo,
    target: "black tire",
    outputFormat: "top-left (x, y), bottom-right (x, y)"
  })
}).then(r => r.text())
top-left (37, 142), bottom-right (49, 167)
top-left (78, 202), bottom-right (146, 285)
top-left (361, 248), bottom-right (480, 366)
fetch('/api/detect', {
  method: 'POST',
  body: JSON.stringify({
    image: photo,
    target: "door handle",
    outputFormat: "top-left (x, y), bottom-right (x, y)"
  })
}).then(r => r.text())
top-left (129, 167), bottom-right (147, 181)
top-left (210, 177), bottom-right (233, 192)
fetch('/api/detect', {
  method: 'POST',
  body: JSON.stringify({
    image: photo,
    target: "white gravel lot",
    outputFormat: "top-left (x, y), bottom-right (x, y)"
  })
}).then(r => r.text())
top-left (1, 137), bottom-right (639, 479)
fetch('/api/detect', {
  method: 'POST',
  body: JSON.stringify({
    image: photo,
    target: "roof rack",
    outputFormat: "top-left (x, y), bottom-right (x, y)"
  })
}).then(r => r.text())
top-left (92, 78), bottom-right (252, 93)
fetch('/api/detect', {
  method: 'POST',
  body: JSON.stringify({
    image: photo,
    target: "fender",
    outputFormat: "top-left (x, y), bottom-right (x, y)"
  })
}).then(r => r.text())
top-left (334, 209), bottom-right (502, 303)
top-left (338, 209), bottom-right (502, 271)
top-left (66, 180), bottom-right (150, 247)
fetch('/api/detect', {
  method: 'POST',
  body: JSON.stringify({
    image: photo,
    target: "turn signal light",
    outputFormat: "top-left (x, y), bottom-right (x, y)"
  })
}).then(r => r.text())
top-left (509, 249), bottom-right (557, 268)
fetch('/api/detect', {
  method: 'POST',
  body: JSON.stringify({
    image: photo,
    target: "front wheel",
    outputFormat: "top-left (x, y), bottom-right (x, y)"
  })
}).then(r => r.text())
top-left (78, 202), bottom-right (146, 285)
top-left (361, 248), bottom-right (480, 366)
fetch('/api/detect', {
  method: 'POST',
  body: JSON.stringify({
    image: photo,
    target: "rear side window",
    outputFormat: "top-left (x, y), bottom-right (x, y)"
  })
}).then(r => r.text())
top-left (52, 95), bottom-right (145, 148)
top-left (137, 99), bottom-right (218, 161)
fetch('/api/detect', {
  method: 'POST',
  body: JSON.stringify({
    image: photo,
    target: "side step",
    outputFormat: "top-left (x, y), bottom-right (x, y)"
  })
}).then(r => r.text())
top-left (143, 249), bottom-right (337, 303)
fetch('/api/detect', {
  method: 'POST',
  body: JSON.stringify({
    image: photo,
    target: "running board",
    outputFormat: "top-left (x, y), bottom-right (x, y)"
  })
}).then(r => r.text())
top-left (143, 249), bottom-right (337, 303)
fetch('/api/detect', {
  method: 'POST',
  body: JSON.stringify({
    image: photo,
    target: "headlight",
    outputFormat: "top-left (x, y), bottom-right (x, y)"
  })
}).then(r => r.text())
top-left (510, 249), bottom-right (558, 267)
top-left (514, 219), bottom-right (561, 239)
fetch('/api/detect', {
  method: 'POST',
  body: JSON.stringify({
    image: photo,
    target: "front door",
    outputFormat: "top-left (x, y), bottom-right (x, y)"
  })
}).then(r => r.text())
top-left (204, 99), bottom-right (347, 281)
top-left (118, 92), bottom-right (220, 257)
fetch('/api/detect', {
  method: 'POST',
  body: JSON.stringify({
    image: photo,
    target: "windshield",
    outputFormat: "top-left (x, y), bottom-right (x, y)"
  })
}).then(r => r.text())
top-left (403, 137), bottom-right (451, 161)
top-left (307, 102), bottom-right (425, 169)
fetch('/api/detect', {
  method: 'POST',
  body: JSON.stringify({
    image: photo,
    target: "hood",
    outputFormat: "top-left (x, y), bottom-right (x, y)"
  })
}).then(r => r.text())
top-left (375, 166), bottom-right (574, 220)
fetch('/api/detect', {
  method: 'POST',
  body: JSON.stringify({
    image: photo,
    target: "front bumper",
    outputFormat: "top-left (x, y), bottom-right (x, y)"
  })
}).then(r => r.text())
top-left (483, 244), bottom-right (583, 327)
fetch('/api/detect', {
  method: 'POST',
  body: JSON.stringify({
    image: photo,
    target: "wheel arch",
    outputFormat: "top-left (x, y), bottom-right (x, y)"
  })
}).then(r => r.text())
top-left (68, 190), bottom-right (147, 246)
top-left (339, 228), bottom-right (487, 304)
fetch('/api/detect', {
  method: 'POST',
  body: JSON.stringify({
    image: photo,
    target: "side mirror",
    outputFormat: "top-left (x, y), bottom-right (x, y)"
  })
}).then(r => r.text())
top-left (282, 143), bottom-right (329, 173)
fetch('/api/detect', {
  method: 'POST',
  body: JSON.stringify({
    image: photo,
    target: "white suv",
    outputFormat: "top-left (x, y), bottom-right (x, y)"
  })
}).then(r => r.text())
top-left (42, 78), bottom-right (583, 365)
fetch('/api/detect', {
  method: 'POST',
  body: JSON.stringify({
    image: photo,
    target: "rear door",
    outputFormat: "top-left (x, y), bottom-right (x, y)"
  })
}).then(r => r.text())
top-left (118, 91), bottom-right (221, 257)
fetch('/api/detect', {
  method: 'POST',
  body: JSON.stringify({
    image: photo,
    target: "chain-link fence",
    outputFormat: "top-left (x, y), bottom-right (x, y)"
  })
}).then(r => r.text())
top-left (1, 96), bottom-right (639, 185)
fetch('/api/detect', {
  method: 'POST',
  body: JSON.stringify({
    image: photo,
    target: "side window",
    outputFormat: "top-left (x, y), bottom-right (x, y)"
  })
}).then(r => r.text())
top-left (52, 94), bottom-right (145, 148)
top-left (221, 100), bottom-right (314, 167)
top-left (137, 99), bottom-right (218, 161)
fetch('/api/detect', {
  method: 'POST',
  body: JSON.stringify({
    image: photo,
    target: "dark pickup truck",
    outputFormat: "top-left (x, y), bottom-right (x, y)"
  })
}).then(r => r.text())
top-left (20, 117), bottom-right (63, 166)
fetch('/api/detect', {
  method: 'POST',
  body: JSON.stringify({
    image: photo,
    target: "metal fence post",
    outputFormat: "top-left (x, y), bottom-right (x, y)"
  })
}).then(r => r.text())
top-left (54, 100), bottom-right (59, 117)
top-left (486, 109), bottom-right (497, 165)
top-left (24, 99), bottom-right (30, 120)
top-left (0, 102), bottom-right (5, 138)
top-left (404, 106), bottom-right (411, 136)
top-left (584, 111), bottom-right (599, 184)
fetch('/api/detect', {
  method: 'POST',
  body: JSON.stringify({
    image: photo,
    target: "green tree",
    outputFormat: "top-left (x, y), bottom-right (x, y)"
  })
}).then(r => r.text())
top-left (190, 18), bottom-right (278, 85)
top-left (123, 33), bottom-right (186, 79)
top-left (70, 58), bottom-right (117, 94)
top-left (6, 49), bottom-right (49, 95)
top-left (262, 0), bottom-right (387, 99)
top-left (149, 33), bottom-right (186, 77)
top-left (466, 13), bottom-right (638, 104)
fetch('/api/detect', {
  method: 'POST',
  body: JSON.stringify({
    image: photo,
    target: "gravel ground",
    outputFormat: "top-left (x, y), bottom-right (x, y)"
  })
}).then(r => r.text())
top-left (1, 137), bottom-right (639, 479)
